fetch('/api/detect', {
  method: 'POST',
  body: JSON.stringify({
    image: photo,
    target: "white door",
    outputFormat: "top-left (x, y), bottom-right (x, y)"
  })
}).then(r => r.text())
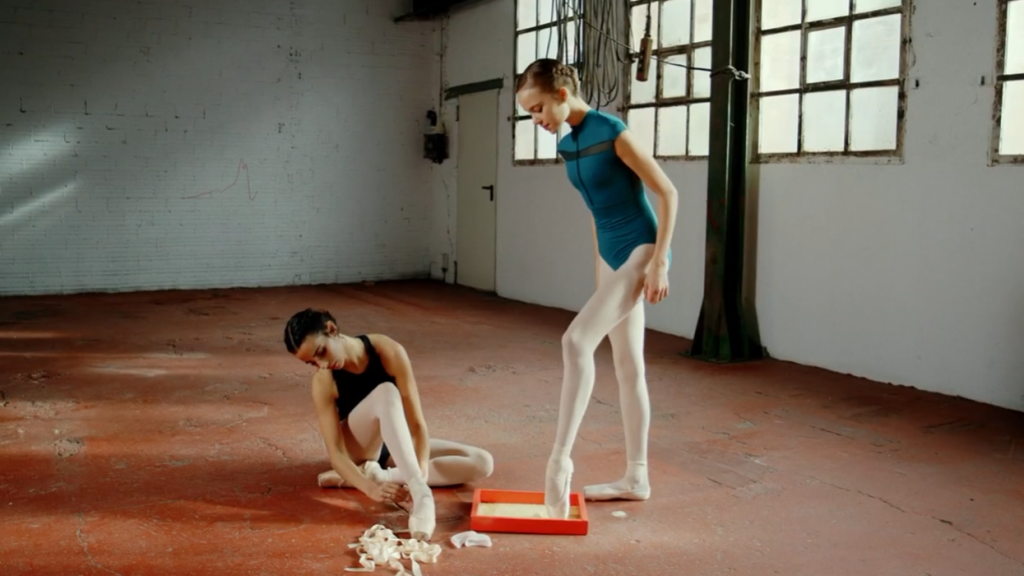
top-left (456, 89), bottom-right (499, 292)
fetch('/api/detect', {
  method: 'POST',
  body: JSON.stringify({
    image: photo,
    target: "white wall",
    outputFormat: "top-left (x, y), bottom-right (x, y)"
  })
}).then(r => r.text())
top-left (0, 0), bottom-right (440, 296)
top-left (438, 1), bottom-right (1024, 412)
top-left (756, 2), bottom-right (1024, 412)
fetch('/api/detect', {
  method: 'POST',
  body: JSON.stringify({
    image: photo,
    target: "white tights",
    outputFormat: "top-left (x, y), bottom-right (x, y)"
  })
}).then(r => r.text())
top-left (546, 243), bottom-right (654, 518)
top-left (317, 383), bottom-right (494, 539)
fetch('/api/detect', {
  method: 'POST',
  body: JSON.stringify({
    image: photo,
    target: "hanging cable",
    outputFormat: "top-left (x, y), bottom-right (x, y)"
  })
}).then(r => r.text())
top-left (569, 0), bottom-right (628, 109)
top-left (533, 0), bottom-right (748, 111)
top-left (564, 0), bottom-right (750, 82)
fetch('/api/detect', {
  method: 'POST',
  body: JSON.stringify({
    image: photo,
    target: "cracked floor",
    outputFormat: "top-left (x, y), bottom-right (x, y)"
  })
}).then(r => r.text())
top-left (1, 280), bottom-right (1023, 575)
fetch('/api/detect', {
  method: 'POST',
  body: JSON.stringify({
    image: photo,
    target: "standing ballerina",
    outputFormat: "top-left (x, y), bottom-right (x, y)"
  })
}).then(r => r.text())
top-left (515, 58), bottom-right (679, 519)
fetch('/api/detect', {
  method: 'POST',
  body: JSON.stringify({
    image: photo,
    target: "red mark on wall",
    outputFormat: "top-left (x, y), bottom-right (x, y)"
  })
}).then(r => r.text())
top-left (181, 159), bottom-right (256, 201)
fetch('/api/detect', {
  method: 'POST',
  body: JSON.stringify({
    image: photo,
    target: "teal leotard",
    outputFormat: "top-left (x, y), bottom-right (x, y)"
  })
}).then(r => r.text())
top-left (557, 109), bottom-right (670, 271)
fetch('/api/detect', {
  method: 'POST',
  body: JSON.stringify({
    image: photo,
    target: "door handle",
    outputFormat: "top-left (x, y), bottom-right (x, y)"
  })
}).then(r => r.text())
top-left (481, 185), bottom-right (494, 201)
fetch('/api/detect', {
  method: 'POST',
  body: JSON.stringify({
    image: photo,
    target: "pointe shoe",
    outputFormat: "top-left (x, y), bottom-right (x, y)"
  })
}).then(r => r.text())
top-left (544, 457), bottom-right (573, 519)
top-left (360, 461), bottom-right (391, 484)
top-left (317, 469), bottom-right (345, 488)
top-left (583, 481), bottom-right (651, 501)
top-left (408, 493), bottom-right (436, 541)
top-left (317, 462), bottom-right (390, 488)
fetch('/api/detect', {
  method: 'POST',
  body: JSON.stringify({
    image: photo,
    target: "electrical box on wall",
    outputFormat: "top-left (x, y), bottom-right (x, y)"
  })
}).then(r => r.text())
top-left (424, 133), bottom-right (448, 164)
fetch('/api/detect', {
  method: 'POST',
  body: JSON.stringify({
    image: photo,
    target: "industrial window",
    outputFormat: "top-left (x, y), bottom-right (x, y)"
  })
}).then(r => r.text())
top-left (992, 0), bottom-right (1024, 163)
top-left (751, 0), bottom-right (910, 161)
top-left (513, 1), bottom-right (582, 164)
top-left (623, 0), bottom-right (715, 160)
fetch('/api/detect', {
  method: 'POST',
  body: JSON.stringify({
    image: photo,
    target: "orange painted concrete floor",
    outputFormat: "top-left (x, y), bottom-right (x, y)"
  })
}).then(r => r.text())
top-left (2, 280), bottom-right (1023, 575)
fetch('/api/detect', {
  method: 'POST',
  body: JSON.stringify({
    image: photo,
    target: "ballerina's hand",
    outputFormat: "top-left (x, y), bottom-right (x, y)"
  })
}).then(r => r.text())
top-left (643, 262), bottom-right (669, 304)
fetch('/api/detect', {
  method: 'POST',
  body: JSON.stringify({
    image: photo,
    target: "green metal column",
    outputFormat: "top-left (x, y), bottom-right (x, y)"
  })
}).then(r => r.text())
top-left (687, 0), bottom-right (764, 362)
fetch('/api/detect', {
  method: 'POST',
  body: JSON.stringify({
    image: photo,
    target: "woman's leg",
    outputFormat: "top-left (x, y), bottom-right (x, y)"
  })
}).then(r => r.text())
top-left (336, 383), bottom-right (436, 540)
top-left (318, 402), bottom-right (493, 489)
top-left (583, 295), bottom-right (651, 500)
top-left (384, 439), bottom-right (495, 487)
top-left (545, 243), bottom-right (654, 518)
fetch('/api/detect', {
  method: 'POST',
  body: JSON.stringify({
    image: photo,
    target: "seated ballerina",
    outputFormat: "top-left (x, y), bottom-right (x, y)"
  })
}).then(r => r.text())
top-left (283, 308), bottom-right (494, 540)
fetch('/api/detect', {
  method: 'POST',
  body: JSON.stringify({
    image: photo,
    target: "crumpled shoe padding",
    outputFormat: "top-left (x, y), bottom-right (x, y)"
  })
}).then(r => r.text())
top-left (345, 524), bottom-right (442, 576)
top-left (449, 530), bottom-right (492, 548)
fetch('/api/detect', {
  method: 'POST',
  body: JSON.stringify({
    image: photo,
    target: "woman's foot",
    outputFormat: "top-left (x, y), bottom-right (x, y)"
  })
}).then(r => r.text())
top-left (407, 486), bottom-right (436, 541)
top-left (317, 461), bottom-right (390, 488)
top-left (584, 463), bottom-right (650, 501)
top-left (583, 479), bottom-right (651, 501)
top-left (544, 456), bottom-right (574, 519)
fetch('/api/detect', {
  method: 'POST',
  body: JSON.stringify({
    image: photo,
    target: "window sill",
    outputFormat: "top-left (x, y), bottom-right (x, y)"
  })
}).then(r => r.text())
top-left (988, 155), bottom-right (1024, 166)
top-left (654, 155), bottom-right (710, 162)
top-left (513, 158), bottom-right (563, 166)
top-left (752, 152), bottom-right (905, 166)
top-left (513, 155), bottom-right (711, 165)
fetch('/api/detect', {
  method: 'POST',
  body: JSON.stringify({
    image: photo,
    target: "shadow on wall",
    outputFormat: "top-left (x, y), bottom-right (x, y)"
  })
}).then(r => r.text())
top-left (742, 162), bottom-right (764, 357)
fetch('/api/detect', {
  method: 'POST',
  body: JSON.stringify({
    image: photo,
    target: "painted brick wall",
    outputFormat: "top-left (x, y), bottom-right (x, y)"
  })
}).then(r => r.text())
top-left (0, 0), bottom-right (440, 296)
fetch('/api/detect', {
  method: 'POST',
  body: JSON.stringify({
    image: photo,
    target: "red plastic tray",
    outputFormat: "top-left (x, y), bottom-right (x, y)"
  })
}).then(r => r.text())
top-left (469, 488), bottom-right (589, 535)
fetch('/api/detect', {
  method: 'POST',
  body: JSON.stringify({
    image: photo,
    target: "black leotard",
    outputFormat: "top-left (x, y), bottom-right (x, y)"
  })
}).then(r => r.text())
top-left (331, 334), bottom-right (395, 467)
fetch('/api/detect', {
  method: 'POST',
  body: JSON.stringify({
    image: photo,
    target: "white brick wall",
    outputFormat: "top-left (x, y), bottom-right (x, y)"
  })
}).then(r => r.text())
top-left (0, 0), bottom-right (440, 295)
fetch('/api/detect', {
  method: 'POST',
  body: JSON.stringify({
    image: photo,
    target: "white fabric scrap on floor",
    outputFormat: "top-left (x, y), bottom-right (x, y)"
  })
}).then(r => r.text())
top-left (449, 530), bottom-right (493, 548)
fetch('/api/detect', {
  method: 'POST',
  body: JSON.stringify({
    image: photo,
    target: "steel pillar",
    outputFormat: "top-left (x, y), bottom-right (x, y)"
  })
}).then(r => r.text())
top-left (687, 0), bottom-right (764, 362)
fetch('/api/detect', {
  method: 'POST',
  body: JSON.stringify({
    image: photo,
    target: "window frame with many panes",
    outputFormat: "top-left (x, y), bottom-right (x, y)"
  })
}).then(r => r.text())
top-left (513, 1), bottom-right (583, 166)
top-left (623, 0), bottom-right (716, 160)
top-left (991, 0), bottom-right (1024, 164)
top-left (751, 0), bottom-right (911, 162)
